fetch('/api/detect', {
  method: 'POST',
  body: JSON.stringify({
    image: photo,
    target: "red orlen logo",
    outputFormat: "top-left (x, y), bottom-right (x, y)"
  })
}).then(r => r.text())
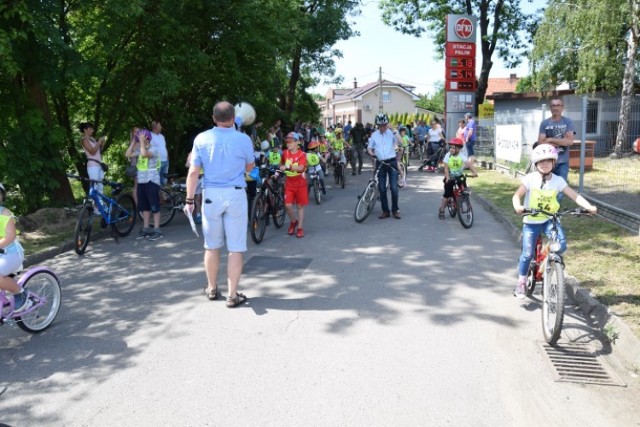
top-left (455, 18), bottom-right (473, 39)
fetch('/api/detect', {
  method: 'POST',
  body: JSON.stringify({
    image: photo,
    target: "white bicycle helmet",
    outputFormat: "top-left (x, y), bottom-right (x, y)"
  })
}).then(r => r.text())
top-left (374, 113), bottom-right (389, 126)
top-left (260, 140), bottom-right (270, 151)
top-left (531, 144), bottom-right (558, 164)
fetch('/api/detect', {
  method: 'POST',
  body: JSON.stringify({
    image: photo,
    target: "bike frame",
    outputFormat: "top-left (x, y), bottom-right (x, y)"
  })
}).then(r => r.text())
top-left (530, 217), bottom-right (563, 283)
top-left (87, 186), bottom-right (122, 225)
top-left (0, 266), bottom-right (56, 324)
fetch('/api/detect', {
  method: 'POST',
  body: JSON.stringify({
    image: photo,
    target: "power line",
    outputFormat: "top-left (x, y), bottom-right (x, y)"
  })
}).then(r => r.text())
top-left (382, 71), bottom-right (442, 89)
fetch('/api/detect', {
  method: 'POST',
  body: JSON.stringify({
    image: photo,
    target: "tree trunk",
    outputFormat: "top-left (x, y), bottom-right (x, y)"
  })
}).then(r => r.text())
top-left (285, 46), bottom-right (302, 113)
top-left (24, 75), bottom-right (76, 205)
top-left (614, 18), bottom-right (638, 157)
top-left (476, 57), bottom-right (493, 110)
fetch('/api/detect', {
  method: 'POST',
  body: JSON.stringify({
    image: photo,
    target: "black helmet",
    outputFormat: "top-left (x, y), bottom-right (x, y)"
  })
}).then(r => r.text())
top-left (374, 113), bottom-right (389, 126)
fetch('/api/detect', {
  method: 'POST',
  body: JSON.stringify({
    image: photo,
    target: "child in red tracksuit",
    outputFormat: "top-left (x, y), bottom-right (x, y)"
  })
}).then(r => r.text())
top-left (280, 132), bottom-right (308, 238)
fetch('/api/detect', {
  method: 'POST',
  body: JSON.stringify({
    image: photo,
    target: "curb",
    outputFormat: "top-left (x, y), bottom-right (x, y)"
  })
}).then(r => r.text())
top-left (472, 192), bottom-right (640, 372)
top-left (23, 229), bottom-right (111, 268)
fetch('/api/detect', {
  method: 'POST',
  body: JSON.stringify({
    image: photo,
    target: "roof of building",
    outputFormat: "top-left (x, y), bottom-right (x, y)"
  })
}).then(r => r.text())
top-left (329, 79), bottom-right (419, 103)
top-left (484, 74), bottom-right (520, 99)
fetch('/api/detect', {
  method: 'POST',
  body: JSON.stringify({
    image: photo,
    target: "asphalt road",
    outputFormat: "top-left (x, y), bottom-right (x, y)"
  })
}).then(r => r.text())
top-left (2, 163), bottom-right (639, 426)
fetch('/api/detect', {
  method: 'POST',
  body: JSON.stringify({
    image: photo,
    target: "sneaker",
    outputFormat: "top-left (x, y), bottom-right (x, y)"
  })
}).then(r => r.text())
top-left (148, 229), bottom-right (163, 241)
top-left (135, 228), bottom-right (151, 239)
top-left (514, 278), bottom-right (526, 299)
top-left (13, 292), bottom-right (32, 314)
top-left (194, 214), bottom-right (202, 225)
top-left (296, 228), bottom-right (304, 238)
top-left (288, 219), bottom-right (298, 235)
top-left (321, 187), bottom-right (326, 195)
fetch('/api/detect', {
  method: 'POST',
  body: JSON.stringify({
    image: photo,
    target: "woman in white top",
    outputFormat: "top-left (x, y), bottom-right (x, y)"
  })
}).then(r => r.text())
top-left (420, 118), bottom-right (445, 172)
top-left (79, 122), bottom-right (106, 193)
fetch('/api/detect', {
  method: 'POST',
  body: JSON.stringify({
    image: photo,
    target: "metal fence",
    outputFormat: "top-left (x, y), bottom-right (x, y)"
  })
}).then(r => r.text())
top-left (478, 95), bottom-right (640, 233)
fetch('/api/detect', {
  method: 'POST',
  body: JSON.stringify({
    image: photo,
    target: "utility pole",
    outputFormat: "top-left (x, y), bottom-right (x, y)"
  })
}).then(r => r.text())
top-left (378, 66), bottom-right (383, 113)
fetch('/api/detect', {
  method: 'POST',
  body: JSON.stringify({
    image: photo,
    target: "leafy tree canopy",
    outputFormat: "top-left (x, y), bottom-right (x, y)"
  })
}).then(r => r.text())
top-left (379, 0), bottom-right (535, 105)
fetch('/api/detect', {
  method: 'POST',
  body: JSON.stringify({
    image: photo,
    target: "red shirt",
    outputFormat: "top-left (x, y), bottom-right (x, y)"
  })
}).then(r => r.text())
top-left (282, 149), bottom-right (307, 186)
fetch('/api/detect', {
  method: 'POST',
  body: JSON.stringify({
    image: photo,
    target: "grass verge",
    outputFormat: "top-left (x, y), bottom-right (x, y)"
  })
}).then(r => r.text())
top-left (472, 169), bottom-right (640, 339)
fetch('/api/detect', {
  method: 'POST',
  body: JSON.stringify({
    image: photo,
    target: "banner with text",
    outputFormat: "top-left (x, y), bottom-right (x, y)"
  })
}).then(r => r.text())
top-left (495, 124), bottom-right (523, 163)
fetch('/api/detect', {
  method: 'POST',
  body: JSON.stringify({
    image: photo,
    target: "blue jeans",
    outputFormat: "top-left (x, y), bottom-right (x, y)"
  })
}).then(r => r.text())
top-left (518, 221), bottom-right (567, 276)
top-left (377, 159), bottom-right (399, 213)
top-left (553, 162), bottom-right (569, 201)
top-left (160, 161), bottom-right (169, 186)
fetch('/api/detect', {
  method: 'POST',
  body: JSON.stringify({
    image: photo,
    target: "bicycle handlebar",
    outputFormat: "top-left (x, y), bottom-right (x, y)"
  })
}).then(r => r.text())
top-left (520, 207), bottom-right (591, 217)
top-left (66, 173), bottom-right (123, 191)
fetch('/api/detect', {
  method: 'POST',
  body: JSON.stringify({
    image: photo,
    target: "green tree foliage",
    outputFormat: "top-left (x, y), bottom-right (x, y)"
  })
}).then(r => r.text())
top-left (0, 0), bottom-right (345, 213)
top-left (515, 75), bottom-right (535, 93)
top-left (529, 0), bottom-right (639, 154)
top-left (280, 1), bottom-right (359, 114)
top-left (416, 81), bottom-right (445, 113)
top-left (530, 0), bottom-right (628, 92)
top-left (379, 0), bottom-right (535, 107)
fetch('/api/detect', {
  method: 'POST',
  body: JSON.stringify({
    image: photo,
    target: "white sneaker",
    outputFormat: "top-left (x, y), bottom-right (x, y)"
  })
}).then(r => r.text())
top-left (514, 278), bottom-right (526, 299)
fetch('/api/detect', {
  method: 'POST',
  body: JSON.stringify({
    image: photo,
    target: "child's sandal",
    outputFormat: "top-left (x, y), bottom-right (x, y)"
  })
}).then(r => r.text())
top-left (438, 209), bottom-right (445, 220)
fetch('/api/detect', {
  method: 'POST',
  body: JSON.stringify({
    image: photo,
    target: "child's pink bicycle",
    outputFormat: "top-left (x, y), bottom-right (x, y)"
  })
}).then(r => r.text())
top-left (1, 258), bottom-right (61, 333)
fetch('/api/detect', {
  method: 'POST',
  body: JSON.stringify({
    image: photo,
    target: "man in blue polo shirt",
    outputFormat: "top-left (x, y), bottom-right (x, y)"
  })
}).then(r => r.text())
top-left (185, 101), bottom-right (255, 308)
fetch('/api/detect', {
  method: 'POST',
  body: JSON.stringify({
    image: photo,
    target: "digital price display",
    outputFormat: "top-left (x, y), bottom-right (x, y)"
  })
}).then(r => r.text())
top-left (449, 69), bottom-right (475, 80)
top-left (448, 58), bottom-right (474, 68)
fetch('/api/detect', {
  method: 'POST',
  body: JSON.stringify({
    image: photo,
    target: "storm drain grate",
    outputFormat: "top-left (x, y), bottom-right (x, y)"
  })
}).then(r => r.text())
top-left (539, 342), bottom-right (626, 387)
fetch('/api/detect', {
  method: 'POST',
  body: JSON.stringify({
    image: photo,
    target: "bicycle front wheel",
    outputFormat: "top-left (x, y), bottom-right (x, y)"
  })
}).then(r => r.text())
top-left (447, 197), bottom-right (457, 217)
top-left (16, 270), bottom-right (62, 333)
top-left (354, 182), bottom-right (377, 223)
top-left (334, 165), bottom-right (340, 184)
top-left (457, 194), bottom-right (474, 228)
top-left (340, 164), bottom-right (346, 188)
top-left (74, 204), bottom-right (94, 255)
top-left (542, 259), bottom-right (566, 345)
top-left (250, 194), bottom-right (267, 244)
top-left (398, 162), bottom-right (407, 188)
top-left (112, 193), bottom-right (137, 236)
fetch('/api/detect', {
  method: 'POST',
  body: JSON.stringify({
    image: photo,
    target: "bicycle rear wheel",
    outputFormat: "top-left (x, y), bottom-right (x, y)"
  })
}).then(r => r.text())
top-left (313, 179), bottom-right (322, 204)
top-left (16, 270), bottom-right (62, 333)
top-left (250, 194), bottom-right (267, 244)
top-left (74, 204), bottom-right (94, 255)
top-left (111, 193), bottom-right (137, 236)
top-left (354, 181), bottom-right (377, 223)
top-left (139, 188), bottom-right (175, 227)
top-left (542, 259), bottom-right (566, 345)
top-left (526, 262), bottom-right (538, 296)
top-left (457, 194), bottom-right (474, 228)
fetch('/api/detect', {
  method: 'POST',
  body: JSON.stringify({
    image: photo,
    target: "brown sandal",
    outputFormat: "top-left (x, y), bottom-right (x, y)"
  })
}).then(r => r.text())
top-left (226, 292), bottom-right (247, 308)
top-left (204, 287), bottom-right (218, 301)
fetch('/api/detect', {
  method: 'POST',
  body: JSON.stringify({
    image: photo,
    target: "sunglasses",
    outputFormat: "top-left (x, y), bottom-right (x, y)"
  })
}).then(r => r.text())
top-left (550, 104), bottom-right (563, 107)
